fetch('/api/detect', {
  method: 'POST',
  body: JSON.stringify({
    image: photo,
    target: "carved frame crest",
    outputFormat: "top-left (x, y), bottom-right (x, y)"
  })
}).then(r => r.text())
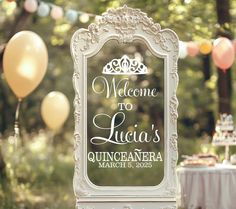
top-left (71, 5), bottom-right (179, 207)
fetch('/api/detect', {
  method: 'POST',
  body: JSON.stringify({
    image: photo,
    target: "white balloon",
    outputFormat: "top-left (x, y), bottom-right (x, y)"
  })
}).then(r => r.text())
top-left (179, 41), bottom-right (188, 59)
top-left (41, 91), bottom-right (70, 131)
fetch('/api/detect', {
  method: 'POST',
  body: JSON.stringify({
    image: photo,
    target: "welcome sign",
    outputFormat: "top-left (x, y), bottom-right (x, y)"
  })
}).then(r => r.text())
top-left (88, 51), bottom-right (164, 187)
top-left (71, 5), bottom-right (179, 209)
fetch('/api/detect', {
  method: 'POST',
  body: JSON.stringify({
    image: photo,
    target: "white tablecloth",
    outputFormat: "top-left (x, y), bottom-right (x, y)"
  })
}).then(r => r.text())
top-left (177, 164), bottom-right (236, 209)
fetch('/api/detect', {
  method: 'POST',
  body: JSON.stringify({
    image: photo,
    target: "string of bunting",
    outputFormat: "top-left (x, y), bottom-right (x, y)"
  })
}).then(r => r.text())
top-left (24, 0), bottom-right (96, 23)
top-left (2, 0), bottom-right (236, 72)
top-left (2, 0), bottom-right (96, 23)
top-left (179, 38), bottom-right (236, 72)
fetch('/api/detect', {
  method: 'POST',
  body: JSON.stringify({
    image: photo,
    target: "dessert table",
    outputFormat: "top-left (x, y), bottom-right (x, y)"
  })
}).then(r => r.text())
top-left (177, 164), bottom-right (236, 209)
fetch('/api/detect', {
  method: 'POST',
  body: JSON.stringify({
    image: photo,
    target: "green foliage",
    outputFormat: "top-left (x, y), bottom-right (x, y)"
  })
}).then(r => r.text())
top-left (0, 131), bottom-right (74, 209)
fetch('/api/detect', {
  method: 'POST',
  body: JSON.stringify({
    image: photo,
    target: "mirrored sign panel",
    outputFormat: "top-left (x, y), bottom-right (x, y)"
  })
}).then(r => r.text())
top-left (87, 40), bottom-right (165, 186)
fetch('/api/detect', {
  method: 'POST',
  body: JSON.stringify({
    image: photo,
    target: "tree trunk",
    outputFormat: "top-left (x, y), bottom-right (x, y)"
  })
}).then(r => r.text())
top-left (202, 55), bottom-right (215, 135)
top-left (203, 55), bottom-right (211, 81)
top-left (216, 0), bottom-right (232, 114)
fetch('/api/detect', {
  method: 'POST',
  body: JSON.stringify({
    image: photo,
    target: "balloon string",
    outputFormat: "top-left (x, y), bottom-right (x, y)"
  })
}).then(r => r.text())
top-left (14, 98), bottom-right (22, 148)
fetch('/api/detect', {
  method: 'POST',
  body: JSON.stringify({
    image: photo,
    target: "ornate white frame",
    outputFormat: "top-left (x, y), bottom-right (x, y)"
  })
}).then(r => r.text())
top-left (71, 5), bottom-right (179, 209)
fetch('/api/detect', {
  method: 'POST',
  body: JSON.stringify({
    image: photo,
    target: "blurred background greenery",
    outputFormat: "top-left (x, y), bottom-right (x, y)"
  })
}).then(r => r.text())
top-left (0, 0), bottom-right (236, 208)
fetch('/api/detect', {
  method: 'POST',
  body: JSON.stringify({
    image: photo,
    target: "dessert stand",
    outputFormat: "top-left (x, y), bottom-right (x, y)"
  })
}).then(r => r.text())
top-left (212, 114), bottom-right (236, 164)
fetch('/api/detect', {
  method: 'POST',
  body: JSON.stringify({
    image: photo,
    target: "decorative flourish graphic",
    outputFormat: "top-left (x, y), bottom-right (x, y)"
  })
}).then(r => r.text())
top-left (103, 55), bottom-right (148, 75)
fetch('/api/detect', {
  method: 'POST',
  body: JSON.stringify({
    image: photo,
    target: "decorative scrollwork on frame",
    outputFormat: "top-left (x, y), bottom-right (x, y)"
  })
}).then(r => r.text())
top-left (100, 5), bottom-right (143, 43)
top-left (72, 70), bottom-right (90, 197)
top-left (100, 5), bottom-right (170, 49)
top-left (172, 55), bottom-right (178, 72)
top-left (74, 170), bottom-right (90, 197)
top-left (165, 185), bottom-right (176, 197)
top-left (170, 94), bottom-right (179, 124)
top-left (76, 23), bottom-right (102, 52)
top-left (74, 136), bottom-right (81, 165)
top-left (72, 5), bottom-right (175, 53)
top-left (73, 72), bottom-right (80, 80)
top-left (170, 134), bottom-right (178, 152)
top-left (170, 71), bottom-right (179, 86)
top-left (164, 31), bottom-right (179, 53)
top-left (74, 110), bottom-right (81, 127)
top-left (170, 134), bottom-right (178, 176)
top-left (170, 55), bottom-right (179, 88)
top-left (171, 157), bottom-right (178, 175)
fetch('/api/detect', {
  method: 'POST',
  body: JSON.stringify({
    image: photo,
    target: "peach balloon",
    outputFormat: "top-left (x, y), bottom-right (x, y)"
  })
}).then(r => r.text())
top-left (3, 31), bottom-right (48, 99)
top-left (24, 0), bottom-right (38, 13)
top-left (212, 37), bottom-right (235, 71)
top-left (187, 42), bottom-right (199, 57)
top-left (199, 40), bottom-right (212, 55)
top-left (41, 91), bottom-right (70, 131)
top-left (50, 6), bottom-right (64, 20)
